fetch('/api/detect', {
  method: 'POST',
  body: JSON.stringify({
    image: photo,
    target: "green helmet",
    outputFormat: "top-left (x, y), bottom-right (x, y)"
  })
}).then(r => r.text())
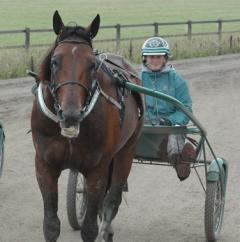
top-left (142, 37), bottom-right (170, 56)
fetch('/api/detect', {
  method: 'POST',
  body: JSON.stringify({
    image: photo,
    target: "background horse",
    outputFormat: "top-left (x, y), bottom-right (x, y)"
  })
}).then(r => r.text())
top-left (31, 11), bottom-right (144, 242)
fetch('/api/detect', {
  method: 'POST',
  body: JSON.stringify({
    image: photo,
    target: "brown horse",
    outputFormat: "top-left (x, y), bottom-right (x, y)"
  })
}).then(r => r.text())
top-left (31, 11), bottom-right (144, 242)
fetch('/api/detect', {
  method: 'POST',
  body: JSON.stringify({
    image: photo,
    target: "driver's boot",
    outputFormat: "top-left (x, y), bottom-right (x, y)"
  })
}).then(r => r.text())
top-left (175, 142), bottom-right (196, 181)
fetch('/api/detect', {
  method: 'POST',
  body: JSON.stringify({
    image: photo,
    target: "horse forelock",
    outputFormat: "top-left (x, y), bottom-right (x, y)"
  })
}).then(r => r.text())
top-left (57, 26), bottom-right (92, 44)
top-left (39, 25), bottom-right (93, 82)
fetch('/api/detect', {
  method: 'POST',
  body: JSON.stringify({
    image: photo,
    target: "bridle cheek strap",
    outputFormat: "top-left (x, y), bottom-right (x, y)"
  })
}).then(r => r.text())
top-left (38, 82), bottom-right (59, 123)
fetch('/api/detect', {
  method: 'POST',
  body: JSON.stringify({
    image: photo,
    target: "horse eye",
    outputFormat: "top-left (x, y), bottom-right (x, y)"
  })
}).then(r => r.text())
top-left (51, 58), bottom-right (58, 69)
top-left (89, 62), bottom-right (96, 71)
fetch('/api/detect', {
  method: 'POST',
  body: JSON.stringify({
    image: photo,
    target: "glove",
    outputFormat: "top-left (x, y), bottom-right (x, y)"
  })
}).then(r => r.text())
top-left (159, 117), bottom-right (172, 126)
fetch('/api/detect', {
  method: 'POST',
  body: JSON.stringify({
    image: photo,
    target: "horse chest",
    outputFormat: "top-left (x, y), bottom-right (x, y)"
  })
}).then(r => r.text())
top-left (38, 135), bottom-right (105, 169)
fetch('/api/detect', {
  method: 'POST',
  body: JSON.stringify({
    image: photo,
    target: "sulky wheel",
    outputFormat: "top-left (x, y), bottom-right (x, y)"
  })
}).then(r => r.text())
top-left (0, 145), bottom-right (4, 178)
top-left (66, 169), bottom-right (87, 230)
top-left (204, 172), bottom-right (225, 242)
top-left (0, 124), bottom-right (4, 178)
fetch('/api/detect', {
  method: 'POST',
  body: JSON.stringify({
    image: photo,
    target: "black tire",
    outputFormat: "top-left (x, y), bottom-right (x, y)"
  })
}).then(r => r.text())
top-left (205, 175), bottom-right (225, 242)
top-left (0, 124), bottom-right (4, 178)
top-left (66, 169), bottom-right (87, 230)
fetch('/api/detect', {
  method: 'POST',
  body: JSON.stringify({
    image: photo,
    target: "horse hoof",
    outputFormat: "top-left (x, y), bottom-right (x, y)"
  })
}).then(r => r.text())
top-left (98, 229), bottom-right (114, 242)
top-left (107, 233), bottom-right (113, 242)
top-left (43, 216), bottom-right (60, 242)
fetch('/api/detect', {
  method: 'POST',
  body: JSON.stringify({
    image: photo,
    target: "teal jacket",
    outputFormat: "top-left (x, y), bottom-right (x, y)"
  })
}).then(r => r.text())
top-left (141, 64), bottom-right (192, 125)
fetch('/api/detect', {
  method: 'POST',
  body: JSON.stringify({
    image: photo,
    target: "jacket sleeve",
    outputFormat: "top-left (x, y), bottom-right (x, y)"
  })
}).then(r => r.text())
top-left (168, 75), bottom-right (192, 125)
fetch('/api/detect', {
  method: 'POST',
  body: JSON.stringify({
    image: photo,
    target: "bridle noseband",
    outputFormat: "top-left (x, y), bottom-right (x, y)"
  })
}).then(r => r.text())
top-left (49, 79), bottom-right (91, 99)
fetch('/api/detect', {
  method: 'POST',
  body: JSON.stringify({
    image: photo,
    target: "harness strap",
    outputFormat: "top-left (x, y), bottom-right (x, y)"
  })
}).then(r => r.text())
top-left (103, 58), bottom-right (139, 79)
top-left (99, 88), bottom-right (122, 110)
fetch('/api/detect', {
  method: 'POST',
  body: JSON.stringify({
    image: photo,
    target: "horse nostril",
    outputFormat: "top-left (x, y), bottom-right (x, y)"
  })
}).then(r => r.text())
top-left (57, 108), bottom-right (64, 121)
top-left (61, 109), bottom-right (81, 127)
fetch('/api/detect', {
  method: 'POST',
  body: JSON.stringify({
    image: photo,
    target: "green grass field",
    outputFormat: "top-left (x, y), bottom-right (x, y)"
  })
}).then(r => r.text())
top-left (1, 0), bottom-right (240, 29)
top-left (1, 0), bottom-right (240, 44)
top-left (1, 0), bottom-right (240, 78)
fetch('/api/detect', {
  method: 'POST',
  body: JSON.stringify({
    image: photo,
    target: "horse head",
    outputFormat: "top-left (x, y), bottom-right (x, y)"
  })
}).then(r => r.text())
top-left (46, 11), bottom-right (100, 138)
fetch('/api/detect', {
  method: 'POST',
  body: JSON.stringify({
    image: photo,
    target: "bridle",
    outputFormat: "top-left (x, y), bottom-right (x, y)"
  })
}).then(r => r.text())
top-left (37, 39), bottom-right (122, 124)
top-left (49, 39), bottom-right (93, 94)
top-left (48, 39), bottom-right (99, 120)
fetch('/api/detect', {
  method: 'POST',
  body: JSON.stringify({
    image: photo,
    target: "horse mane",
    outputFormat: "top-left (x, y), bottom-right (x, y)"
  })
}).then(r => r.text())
top-left (39, 25), bottom-right (92, 82)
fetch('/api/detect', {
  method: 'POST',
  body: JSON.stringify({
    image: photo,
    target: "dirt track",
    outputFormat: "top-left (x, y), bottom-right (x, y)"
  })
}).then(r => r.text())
top-left (0, 53), bottom-right (240, 242)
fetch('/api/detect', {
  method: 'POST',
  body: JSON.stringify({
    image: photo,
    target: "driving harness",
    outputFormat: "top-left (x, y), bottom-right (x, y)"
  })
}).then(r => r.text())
top-left (30, 50), bottom-right (143, 127)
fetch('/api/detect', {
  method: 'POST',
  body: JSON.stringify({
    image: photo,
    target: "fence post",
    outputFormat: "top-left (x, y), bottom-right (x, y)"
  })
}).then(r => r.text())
top-left (154, 22), bottom-right (159, 36)
top-left (175, 43), bottom-right (178, 59)
top-left (229, 35), bottom-right (233, 49)
top-left (24, 27), bottom-right (30, 50)
top-left (217, 19), bottom-right (222, 41)
top-left (129, 39), bottom-right (133, 60)
top-left (187, 21), bottom-right (192, 40)
top-left (30, 56), bottom-right (35, 71)
top-left (217, 19), bottom-right (222, 54)
top-left (116, 24), bottom-right (121, 51)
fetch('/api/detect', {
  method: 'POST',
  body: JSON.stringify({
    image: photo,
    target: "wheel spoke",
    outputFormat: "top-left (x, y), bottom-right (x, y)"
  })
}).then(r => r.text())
top-left (205, 178), bottom-right (225, 241)
top-left (213, 181), bottom-right (224, 231)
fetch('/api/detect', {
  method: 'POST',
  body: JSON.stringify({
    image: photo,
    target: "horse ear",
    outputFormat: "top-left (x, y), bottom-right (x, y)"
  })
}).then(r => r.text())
top-left (86, 14), bottom-right (100, 39)
top-left (53, 10), bottom-right (64, 35)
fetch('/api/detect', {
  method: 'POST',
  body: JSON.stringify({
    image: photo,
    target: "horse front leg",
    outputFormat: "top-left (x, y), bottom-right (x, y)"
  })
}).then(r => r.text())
top-left (81, 168), bottom-right (108, 242)
top-left (99, 147), bottom-right (135, 242)
top-left (99, 186), bottom-right (121, 242)
top-left (35, 158), bottom-right (61, 242)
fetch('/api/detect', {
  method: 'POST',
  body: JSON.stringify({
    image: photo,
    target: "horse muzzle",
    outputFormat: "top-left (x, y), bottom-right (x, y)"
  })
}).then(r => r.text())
top-left (58, 109), bottom-right (83, 138)
top-left (60, 124), bottom-right (80, 138)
